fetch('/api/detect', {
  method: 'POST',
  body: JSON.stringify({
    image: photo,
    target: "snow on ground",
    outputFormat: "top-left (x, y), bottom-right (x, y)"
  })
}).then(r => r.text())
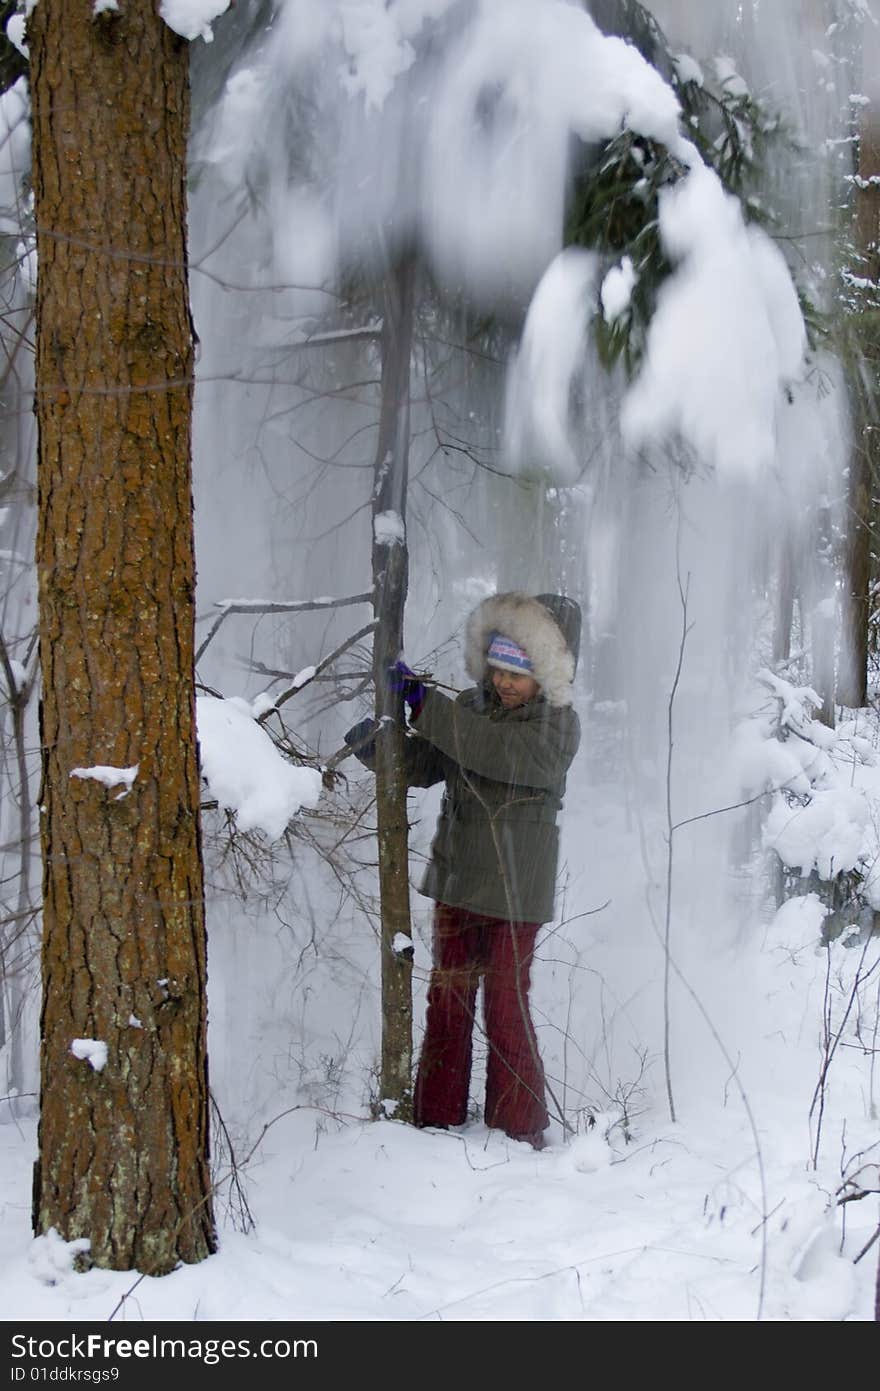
top-left (0, 1091), bottom-right (873, 1321)
top-left (0, 698), bottom-right (876, 1323)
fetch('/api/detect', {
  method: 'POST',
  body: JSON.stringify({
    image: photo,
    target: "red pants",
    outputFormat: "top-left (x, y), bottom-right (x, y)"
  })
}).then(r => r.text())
top-left (414, 903), bottom-right (549, 1139)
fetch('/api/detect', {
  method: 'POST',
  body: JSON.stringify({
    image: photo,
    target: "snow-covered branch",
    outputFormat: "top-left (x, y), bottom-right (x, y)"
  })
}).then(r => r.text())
top-left (195, 593), bottom-right (373, 664)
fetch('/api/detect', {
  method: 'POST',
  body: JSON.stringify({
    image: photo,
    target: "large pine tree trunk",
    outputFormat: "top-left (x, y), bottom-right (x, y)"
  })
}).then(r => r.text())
top-left (29, 1), bottom-right (214, 1272)
top-left (372, 256), bottom-right (416, 1120)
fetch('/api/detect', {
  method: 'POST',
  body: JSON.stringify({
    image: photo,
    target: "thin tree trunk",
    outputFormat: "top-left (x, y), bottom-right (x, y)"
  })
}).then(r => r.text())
top-left (773, 536), bottom-right (794, 665)
top-left (29, 1), bottom-right (214, 1272)
top-left (372, 256), bottom-right (416, 1120)
top-left (0, 639), bottom-right (33, 1102)
top-left (811, 502), bottom-right (837, 728)
top-left (840, 104), bottom-right (880, 710)
top-left (841, 384), bottom-right (874, 708)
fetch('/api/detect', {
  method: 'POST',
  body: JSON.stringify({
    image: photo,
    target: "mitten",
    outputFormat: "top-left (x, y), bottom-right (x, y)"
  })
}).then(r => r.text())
top-left (343, 718), bottom-right (378, 763)
top-left (386, 659), bottom-right (427, 720)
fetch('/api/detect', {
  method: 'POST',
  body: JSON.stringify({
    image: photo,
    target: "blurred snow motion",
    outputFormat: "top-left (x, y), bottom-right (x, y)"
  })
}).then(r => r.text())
top-left (620, 160), bottom-right (806, 483)
top-left (202, 0), bottom-right (805, 487)
top-left (504, 248), bottom-right (600, 483)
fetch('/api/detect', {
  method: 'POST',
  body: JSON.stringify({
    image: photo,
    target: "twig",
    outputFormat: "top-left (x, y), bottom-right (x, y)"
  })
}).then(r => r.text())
top-left (810, 935), bottom-right (880, 1167)
top-left (256, 620), bottom-right (378, 721)
top-left (663, 561), bottom-right (693, 1126)
top-left (107, 1274), bottom-right (147, 1322)
top-left (209, 1091), bottom-right (254, 1235)
top-left (270, 323), bottom-right (382, 351)
top-left (628, 536), bottom-right (769, 1323)
top-left (853, 1222), bottom-right (879, 1264)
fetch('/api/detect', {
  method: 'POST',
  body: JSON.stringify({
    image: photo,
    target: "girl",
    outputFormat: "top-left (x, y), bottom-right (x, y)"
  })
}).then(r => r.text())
top-left (347, 591), bottom-right (581, 1148)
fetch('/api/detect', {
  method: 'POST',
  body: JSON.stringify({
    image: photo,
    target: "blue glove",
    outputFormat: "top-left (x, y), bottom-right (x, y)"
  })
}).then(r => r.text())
top-left (386, 659), bottom-right (427, 719)
top-left (343, 718), bottom-right (378, 763)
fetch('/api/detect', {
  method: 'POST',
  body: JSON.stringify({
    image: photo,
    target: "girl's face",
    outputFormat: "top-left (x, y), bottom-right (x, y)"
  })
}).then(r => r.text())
top-left (491, 667), bottom-right (539, 709)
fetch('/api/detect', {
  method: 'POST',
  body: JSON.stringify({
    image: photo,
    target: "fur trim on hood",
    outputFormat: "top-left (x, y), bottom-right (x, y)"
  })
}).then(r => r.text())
top-left (464, 592), bottom-right (579, 708)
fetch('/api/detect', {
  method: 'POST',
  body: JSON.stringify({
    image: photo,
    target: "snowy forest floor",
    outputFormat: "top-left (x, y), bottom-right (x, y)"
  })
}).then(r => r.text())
top-left (0, 1096), bottom-right (875, 1321)
top-left (1, 693), bottom-right (878, 1323)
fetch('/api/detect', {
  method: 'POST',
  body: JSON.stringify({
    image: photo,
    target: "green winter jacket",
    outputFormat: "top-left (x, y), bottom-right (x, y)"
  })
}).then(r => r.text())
top-left (404, 681), bottom-right (580, 922)
top-left (354, 591), bottom-right (581, 923)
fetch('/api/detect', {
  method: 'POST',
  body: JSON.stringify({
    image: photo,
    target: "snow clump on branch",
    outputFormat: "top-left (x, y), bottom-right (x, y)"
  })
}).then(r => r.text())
top-left (196, 695), bottom-right (323, 840)
top-left (159, 0), bottom-right (231, 44)
top-left (733, 670), bottom-right (880, 910)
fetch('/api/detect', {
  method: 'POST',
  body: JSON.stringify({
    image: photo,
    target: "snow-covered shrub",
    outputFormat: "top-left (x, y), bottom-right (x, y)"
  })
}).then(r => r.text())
top-left (734, 668), bottom-right (880, 937)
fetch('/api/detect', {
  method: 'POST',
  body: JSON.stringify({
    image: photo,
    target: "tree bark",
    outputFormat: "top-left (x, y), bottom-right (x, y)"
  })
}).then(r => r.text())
top-left (773, 536), bottom-right (794, 665)
top-left (29, 1), bottom-right (214, 1272)
top-left (810, 501), bottom-right (837, 728)
top-left (839, 105), bottom-right (880, 710)
top-left (372, 256), bottom-right (416, 1121)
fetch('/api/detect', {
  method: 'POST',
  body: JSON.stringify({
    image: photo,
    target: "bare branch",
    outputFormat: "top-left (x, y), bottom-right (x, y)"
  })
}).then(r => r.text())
top-left (195, 592), bottom-right (373, 665)
top-left (257, 620), bottom-right (378, 721)
top-left (269, 323), bottom-right (382, 352)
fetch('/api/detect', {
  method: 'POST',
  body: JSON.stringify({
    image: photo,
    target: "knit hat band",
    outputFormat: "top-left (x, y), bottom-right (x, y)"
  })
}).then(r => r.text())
top-left (486, 632), bottom-right (534, 675)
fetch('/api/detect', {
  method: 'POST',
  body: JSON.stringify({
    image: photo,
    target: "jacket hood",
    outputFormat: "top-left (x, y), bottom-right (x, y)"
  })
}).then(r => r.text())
top-left (464, 591), bottom-right (581, 707)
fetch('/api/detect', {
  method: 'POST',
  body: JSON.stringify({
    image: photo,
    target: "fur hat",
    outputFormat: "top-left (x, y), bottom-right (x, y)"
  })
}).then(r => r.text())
top-left (465, 592), bottom-right (580, 707)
